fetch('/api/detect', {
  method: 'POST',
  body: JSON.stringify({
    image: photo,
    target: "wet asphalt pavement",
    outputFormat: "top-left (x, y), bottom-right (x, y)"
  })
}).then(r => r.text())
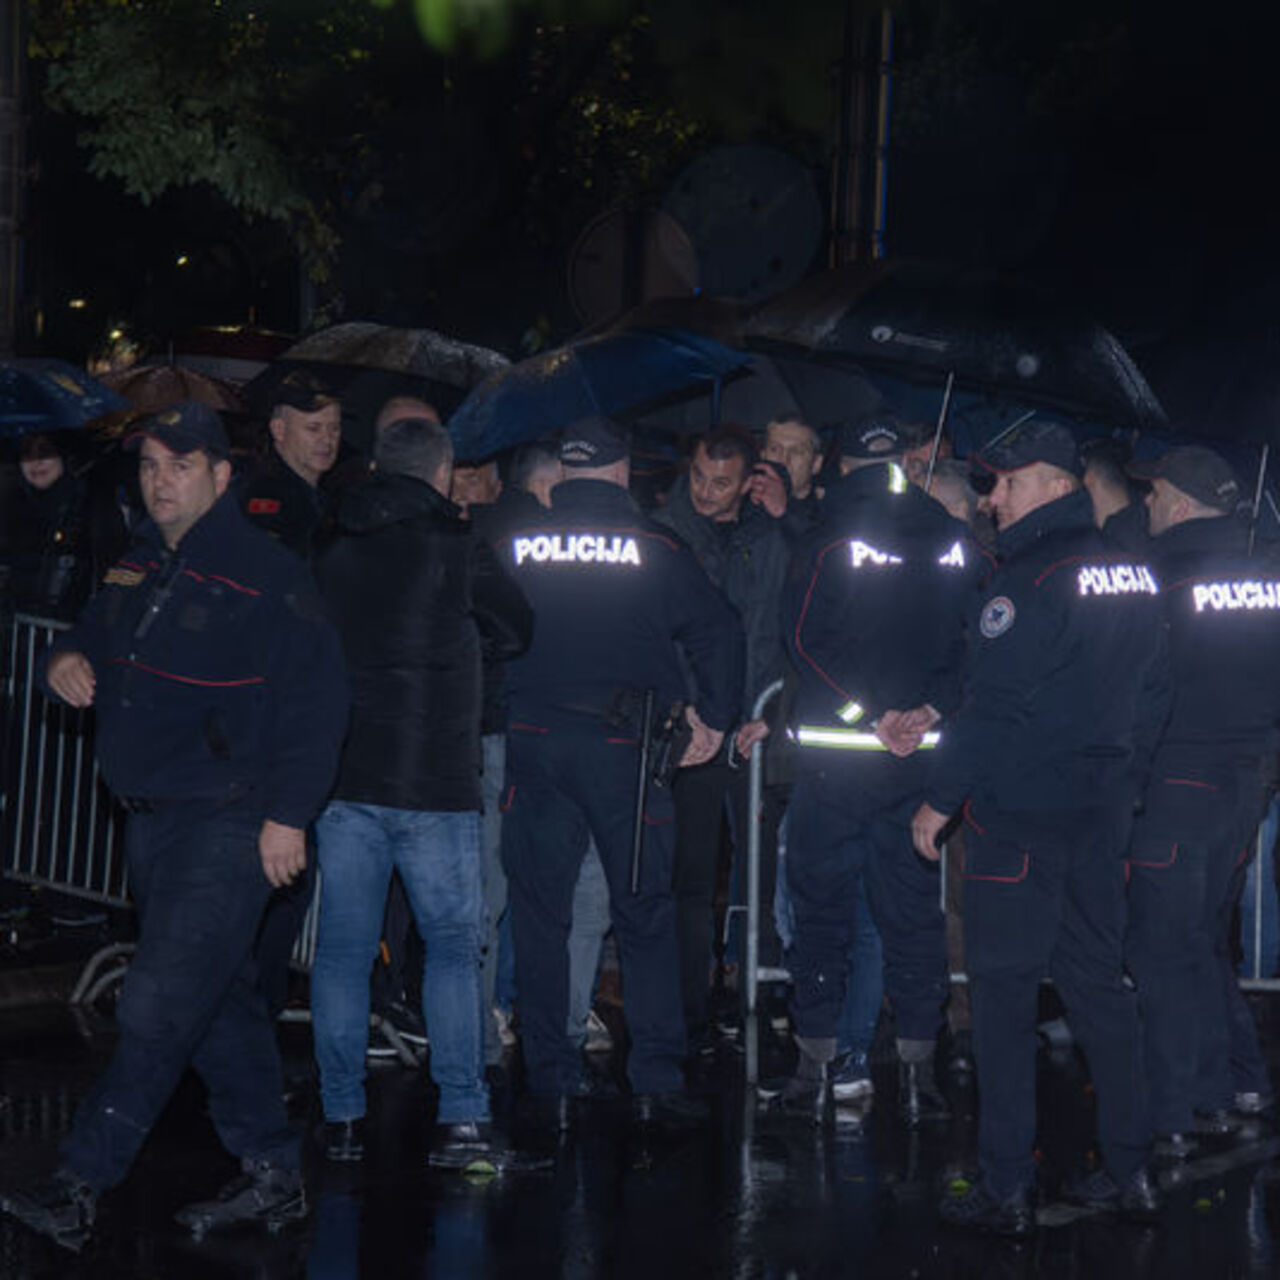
top-left (1, 998), bottom-right (1279, 1279)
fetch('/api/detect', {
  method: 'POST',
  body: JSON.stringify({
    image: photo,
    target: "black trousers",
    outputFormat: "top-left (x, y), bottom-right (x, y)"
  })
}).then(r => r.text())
top-left (964, 798), bottom-right (1147, 1194)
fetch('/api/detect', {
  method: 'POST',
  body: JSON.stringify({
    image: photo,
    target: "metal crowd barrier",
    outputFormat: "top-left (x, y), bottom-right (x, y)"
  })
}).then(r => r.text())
top-left (2, 613), bottom-right (322, 994)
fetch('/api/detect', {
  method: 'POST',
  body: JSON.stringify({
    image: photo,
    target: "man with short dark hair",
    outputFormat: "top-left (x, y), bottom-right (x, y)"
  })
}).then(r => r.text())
top-left (312, 416), bottom-right (537, 1172)
top-left (240, 370), bottom-right (343, 559)
top-left (763, 414), bottom-right (824, 534)
top-left (1, 403), bottom-right (348, 1247)
top-left (655, 424), bottom-right (791, 1053)
top-left (1083, 439), bottom-right (1147, 553)
top-left (912, 421), bottom-right (1166, 1235)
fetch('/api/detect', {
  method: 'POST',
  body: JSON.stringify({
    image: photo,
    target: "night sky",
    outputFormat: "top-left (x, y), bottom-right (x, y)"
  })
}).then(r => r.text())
top-left (21, 0), bottom-right (1280, 438)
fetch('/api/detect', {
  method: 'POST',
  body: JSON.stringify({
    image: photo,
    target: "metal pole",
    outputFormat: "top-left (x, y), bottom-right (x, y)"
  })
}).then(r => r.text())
top-left (745, 678), bottom-right (785, 1086)
top-left (1248, 443), bottom-right (1269, 557)
top-left (870, 8), bottom-right (894, 261)
top-left (923, 370), bottom-right (955, 493)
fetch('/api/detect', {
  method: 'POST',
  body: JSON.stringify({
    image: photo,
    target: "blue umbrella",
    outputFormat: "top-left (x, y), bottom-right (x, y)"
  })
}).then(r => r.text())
top-left (448, 328), bottom-right (751, 461)
top-left (0, 359), bottom-right (129, 437)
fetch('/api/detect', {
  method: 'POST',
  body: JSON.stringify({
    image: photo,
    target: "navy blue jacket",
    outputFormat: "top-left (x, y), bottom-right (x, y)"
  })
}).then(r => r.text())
top-left (1146, 515), bottom-right (1280, 784)
top-left (500, 477), bottom-right (744, 733)
top-left (783, 463), bottom-right (984, 792)
top-left (928, 489), bottom-right (1167, 816)
top-left (45, 491), bottom-right (349, 828)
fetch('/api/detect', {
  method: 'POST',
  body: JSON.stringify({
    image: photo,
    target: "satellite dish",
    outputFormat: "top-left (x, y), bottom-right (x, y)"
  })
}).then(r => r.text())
top-left (663, 145), bottom-right (824, 303)
top-left (568, 208), bottom-right (700, 327)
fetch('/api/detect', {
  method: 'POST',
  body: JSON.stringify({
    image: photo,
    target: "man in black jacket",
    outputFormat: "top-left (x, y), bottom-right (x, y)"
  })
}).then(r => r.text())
top-left (311, 417), bottom-right (536, 1172)
top-left (653, 426), bottom-right (791, 1053)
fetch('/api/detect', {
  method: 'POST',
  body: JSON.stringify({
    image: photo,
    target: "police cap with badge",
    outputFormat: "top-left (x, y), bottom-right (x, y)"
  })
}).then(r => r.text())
top-left (974, 420), bottom-right (1084, 477)
top-left (271, 369), bottom-right (340, 415)
top-left (125, 401), bottom-right (231, 460)
top-left (560, 415), bottom-right (629, 468)
top-left (840, 413), bottom-right (905, 459)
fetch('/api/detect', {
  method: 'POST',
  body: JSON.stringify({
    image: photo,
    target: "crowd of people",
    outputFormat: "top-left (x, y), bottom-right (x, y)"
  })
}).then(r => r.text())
top-left (1, 367), bottom-right (1278, 1248)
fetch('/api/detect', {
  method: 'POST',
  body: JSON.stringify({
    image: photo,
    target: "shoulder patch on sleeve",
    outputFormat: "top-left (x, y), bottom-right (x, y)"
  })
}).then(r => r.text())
top-left (248, 498), bottom-right (282, 516)
top-left (979, 595), bottom-right (1016, 638)
top-left (103, 566), bottom-right (145, 588)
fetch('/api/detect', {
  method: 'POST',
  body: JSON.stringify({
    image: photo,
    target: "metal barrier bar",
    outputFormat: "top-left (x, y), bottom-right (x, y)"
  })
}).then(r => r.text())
top-left (744, 679), bottom-right (785, 1085)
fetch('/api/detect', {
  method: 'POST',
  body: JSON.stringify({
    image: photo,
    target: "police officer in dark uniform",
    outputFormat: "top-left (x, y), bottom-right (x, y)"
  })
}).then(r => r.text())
top-left (500, 416), bottom-right (744, 1126)
top-left (778, 416), bottom-right (982, 1122)
top-left (1125, 446), bottom-right (1280, 1153)
top-left (1, 403), bottom-right (348, 1247)
top-left (239, 370), bottom-right (343, 559)
top-left (912, 421), bottom-right (1167, 1235)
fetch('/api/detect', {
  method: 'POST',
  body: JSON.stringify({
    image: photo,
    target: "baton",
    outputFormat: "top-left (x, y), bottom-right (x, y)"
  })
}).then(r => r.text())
top-left (630, 689), bottom-right (656, 895)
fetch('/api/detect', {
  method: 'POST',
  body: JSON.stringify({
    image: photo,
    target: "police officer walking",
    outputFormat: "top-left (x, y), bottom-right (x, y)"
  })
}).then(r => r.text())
top-left (499, 416), bottom-right (744, 1129)
top-left (1, 403), bottom-right (349, 1247)
top-left (1126, 446), bottom-right (1279, 1153)
top-left (912, 421), bottom-right (1166, 1235)
top-left (778, 417), bottom-right (981, 1122)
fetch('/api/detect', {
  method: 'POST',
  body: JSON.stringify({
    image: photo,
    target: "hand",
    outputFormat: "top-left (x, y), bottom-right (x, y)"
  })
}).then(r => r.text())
top-left (679, 705), bottom-right (725, 768)
top-left (734, 718), bottom-right (770, 759)
top-left (901, 703), bottom-right (941, 734)
top-left (47, 650), bottom-right (97, 708)
top-left (746, 466), bottom-right (788, 519)
top-left (911, 802), bottom-right (949, 862)
top-left (874, 709), bottom-right (923, 757)
top-left (259, 820), bottom-right (307, 889)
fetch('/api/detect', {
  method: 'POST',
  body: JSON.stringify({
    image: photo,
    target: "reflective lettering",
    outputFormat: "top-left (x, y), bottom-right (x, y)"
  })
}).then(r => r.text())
top-left (513, 533), bottom-right (643, 567)
top-left (938, 541), bottom-right (967, 568)
top-left (1191, 579), bottom-right (1280, 613)
top-left (1076, 563), bottom-right (1158, 597)
top-left (849, 539), bottom-right (904, 569)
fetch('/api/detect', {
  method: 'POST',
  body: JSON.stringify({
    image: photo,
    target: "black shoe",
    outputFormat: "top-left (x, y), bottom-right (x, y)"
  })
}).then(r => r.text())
top-left (1153, 1131), bottom-right (1197, 1160)
top-left (174, 1159), bottom-right (307, 1238)
top-left (428, 1121), bottom-right (554, 1174)
top-left (1, 1170), bottom-right (97, 1245)
top-left (632, 1091), bottom-right (709, 1129)
top-left (939, 1177), bottom-right (1035, 1238)
top-left (522, 1093), bottom-right (575, 1138)
top-left (1063, 1166), bottom-right (1162, 1222)
top-left (321, 1118), bottom-right (365, 1163)
top-left (900, 1059), bottom-right (950, 1126)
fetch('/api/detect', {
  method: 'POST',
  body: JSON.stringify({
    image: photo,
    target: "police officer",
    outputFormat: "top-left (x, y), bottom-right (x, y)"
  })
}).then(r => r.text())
top-left (1, 402), bottom-right (348, 1246)
top-left (911, 421), bottom-right (1166, 1235)
top-left (239, 369), bottom-right (343, 559)
top-left (500, 415), bottom-right (744, 1127)
top-left (778, 415), bottom-right (982, 1122)
top-left (1125, 446), bottom-right (1279, 1154)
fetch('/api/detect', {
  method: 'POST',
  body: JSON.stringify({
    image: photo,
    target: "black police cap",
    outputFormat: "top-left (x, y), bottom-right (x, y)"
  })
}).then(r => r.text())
top-left (560, 415), bottom-right (629, 468)
top-left (1129, 445), bottom-right (1240, 514)
top-left (975, 420), bottom-right (1082, 478)
top-left (839, 413), bottom-right (904, 459)
top-left (125, 400), bottom-right (230, 460)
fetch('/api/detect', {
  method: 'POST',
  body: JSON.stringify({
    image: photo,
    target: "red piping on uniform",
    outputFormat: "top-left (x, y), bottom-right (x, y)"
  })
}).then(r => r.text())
top-left (499, 785), bottom-right (515, 813)
top-left (1128, 843), bottom-right (1179, 871)
top-left (509, 721), bottom-right (549, 734)
top-left (1163, 777), bottom-right (1219, 790)
top-left (963, 852), bottom-right (1030, 883)
top-left (205, 573), bottom-right (261, 596)
top-left (793, 541), bottom-right (852, 700)
top-left (111, 658), bottom-right (265, 688)
top-left (117, 560), bottom-right (148, 574)
top-left (1033, 555), bottom-right (1091, 588)
top-left (607, 737), bottom-right (638, 746)
top-left (962, 802), bottom-right (986, 836)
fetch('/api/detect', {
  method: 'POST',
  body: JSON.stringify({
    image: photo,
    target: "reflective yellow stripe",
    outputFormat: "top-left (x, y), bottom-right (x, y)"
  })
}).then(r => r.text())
top-left (888, 462), bottom-right (908, 494)
top-left (796, 727), bottom-right (941, 750)
top-left (836, 700), bottom-right (865, 725)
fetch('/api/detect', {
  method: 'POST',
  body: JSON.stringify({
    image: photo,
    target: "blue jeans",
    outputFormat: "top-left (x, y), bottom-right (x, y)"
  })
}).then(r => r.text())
top-left (313, 801), bottom-right (487, 1125)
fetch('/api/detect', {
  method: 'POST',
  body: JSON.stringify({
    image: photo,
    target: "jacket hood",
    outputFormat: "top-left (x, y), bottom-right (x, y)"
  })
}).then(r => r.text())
top-left (335, 471), bottom-right (459, 534)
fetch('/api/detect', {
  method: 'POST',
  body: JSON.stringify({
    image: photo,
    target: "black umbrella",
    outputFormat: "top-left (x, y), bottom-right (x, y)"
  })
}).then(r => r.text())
top-left (744, 259), bottom-right (1167, 430)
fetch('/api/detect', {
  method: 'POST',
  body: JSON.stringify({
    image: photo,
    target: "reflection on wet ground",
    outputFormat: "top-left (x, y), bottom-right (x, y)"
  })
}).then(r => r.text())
top-left (1, 1000), bottom-right (1278, 1278)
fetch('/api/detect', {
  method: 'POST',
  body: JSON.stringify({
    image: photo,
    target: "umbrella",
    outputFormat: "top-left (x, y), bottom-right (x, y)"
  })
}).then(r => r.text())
top-left (744, 259), bottom-right (1167, 430)
top-left (101, 364), bottom-right (244, 414)
top-left (280, 322), bottom-right (509, 388)
top-left (448, 328), bottom-right (752, 462)
top-left (0, 359), bottom-right (128, 438)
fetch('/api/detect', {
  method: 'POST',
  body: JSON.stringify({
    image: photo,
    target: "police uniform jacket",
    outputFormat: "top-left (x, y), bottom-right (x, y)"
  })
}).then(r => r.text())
top-left (653, 475), bottom-right (790, 717)
top-left (928, 489), bottom-right (1167, 817)
top-left (317, 472), bottom-right (533, 812)
top-left (783, 463), bottom-right (983, 793)
top-left (502, 477), bottom-right (744, 734)
top-left (237, 448), bottom-right (329, 561)
top-left (1145, 515), bottom-right (1280, 786)
top-left (45, 491), bottom-right (350, 829)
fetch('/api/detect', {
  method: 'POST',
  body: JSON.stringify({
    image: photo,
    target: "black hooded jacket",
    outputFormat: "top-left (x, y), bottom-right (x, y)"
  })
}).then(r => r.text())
top-left (317, 471), bottom-right (533, 812)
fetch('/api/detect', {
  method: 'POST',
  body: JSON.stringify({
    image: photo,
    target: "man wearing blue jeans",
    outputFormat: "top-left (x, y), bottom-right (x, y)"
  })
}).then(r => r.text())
top-left (313, 417), bottom-right (534, 1170)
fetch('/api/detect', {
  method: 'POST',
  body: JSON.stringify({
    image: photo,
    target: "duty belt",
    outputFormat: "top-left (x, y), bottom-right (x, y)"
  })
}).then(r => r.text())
top-left (794, 726), bottom-right (941, 751)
